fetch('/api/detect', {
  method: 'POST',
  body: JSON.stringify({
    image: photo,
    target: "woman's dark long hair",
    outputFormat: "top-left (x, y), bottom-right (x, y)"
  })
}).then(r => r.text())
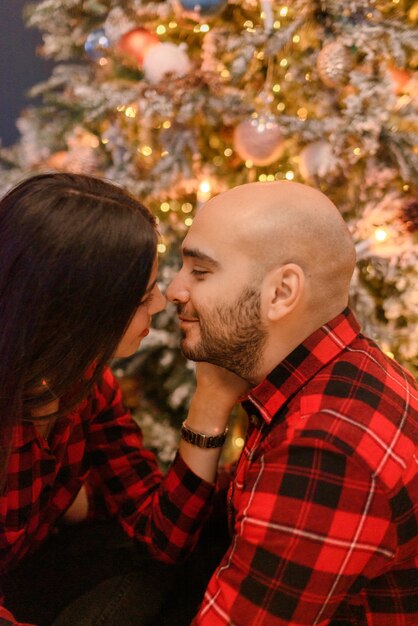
top-left (0, 172), bottom-right (158, 480)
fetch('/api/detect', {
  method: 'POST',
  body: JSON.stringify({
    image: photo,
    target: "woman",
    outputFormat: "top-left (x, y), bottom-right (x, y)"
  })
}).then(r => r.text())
top-left (0, 173), bottom-right (243, 625)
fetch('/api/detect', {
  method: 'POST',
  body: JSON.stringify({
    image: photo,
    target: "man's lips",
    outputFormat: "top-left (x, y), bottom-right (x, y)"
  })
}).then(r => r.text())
top-left (178, 316), bottom-right (199, 323)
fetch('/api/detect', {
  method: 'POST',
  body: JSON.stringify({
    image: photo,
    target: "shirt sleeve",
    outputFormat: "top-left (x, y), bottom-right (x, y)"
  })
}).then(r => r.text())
top-left (0, 603), bottom-right (35, 625)
top-left (193, 436), bottom-right (395, 625)
top-left (86, 368), bottom-right (215, 563)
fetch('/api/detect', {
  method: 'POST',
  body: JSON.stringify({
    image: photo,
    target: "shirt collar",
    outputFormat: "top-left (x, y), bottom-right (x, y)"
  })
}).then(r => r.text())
top-left (245, 307), bottom-right (361, 424)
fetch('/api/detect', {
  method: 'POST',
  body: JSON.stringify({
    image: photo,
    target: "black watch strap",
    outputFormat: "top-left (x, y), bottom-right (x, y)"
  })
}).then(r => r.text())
top-left (180, 421), bottom-right (228, 449)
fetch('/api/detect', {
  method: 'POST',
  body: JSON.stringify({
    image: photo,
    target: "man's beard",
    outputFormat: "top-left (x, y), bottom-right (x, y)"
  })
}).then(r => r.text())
top-left (178, 287), bottom-right (267, 382)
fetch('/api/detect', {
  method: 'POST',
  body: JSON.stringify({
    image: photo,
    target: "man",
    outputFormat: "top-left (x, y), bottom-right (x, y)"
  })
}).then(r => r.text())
top-left (167, 181), bottom-right (418, 626)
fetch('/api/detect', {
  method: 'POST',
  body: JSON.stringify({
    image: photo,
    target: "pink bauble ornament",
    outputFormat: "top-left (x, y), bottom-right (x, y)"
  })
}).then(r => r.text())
top-left (118, 27), bottom-right (160, 67)
top-left (233, 115), bottom-right (284, 166)
top-left (317, 41), bottom-right (352, 88)
top-left (143, 42), bottom-right (191, 84)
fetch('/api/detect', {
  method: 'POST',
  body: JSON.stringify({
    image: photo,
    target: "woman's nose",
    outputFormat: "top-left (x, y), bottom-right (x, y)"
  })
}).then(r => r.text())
top-left (152, 286), bottom-right (166, 314)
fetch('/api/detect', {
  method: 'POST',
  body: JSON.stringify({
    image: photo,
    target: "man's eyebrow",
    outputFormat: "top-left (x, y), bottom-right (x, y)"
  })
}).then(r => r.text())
top-left (182, 247), bottom-right (220, 267)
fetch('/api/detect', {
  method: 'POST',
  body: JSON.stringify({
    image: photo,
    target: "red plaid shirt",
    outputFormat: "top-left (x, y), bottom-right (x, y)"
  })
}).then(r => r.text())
top-left (194, 308), bottom-right (418, 625)
top-left (0, 368), bottom-right (214, 625)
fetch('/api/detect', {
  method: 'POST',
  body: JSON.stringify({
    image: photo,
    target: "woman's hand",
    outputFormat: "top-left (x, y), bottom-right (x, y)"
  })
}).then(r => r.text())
top-left (194, 362), bottom-right (250, 413)
top-left (62, 485), bottom-right (89, 525)
top-left (177, 363), bottom-right (250, 484)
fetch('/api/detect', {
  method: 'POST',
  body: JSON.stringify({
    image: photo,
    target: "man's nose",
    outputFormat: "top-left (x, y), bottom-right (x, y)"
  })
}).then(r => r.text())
top-left (166, 272), bottom-right (189, 304)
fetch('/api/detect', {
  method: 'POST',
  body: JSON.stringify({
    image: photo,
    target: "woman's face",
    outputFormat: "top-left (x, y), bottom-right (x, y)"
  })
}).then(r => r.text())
top-left (113, 258), bottom-right (166, 358)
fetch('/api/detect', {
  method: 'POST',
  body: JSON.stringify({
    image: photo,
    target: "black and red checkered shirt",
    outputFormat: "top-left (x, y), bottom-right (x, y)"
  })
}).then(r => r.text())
top-left (194, 308), bottom-right (418, 625)
top-left (0, 368), bottom-right (214, 625)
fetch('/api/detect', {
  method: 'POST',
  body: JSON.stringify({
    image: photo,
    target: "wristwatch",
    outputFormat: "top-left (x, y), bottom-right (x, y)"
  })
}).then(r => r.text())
top-left (180, 421), bottom-right (228, 449)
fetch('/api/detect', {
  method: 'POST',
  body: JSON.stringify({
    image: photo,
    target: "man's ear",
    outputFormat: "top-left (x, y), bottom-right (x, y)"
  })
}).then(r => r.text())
top-left (263, 263), bottom-right (305, 322)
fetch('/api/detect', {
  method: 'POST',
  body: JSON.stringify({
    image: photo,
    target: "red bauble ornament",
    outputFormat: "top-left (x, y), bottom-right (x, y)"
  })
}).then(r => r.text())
top-left (401, 197), bottom-right (418, 233)
top-left (388, 65), bottom-right (411, 94)
top-left (118, 28), bottom-right (160, 67)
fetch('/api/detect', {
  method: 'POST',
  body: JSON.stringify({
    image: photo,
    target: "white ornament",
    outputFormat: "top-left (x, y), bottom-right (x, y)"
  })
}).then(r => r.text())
top-left (298, 140), bottom-right (337, 179)
top-left (233, 115), bottom-right (284, 166)
top-left (143, 42), bottom-right (191, 84)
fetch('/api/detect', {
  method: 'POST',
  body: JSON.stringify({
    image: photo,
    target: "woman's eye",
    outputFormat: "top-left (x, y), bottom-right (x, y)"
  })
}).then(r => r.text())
top-left (191, 269), bottom-right (208, 277)
top-left (140, 293), bottom-right (154, 306)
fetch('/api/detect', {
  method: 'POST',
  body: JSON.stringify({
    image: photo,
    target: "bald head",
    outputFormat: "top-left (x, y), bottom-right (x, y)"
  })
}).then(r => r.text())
top-left (196, 181), bottom-right (356, 311)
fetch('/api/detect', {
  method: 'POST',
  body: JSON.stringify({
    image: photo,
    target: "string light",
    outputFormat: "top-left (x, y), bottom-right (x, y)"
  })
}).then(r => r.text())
top-left (274, 20), bottom-right (281, 29)
top-left (224, 148), bottom-right (233, 157)
top-left (374, 228), bottom-right (389, 242)
top-left (280, 58), bottom-right (288, 67)
top-left (197, 179), bottom-right (213, 203)
top-left (245, 160), bottom-right (253, 168)
top-left (273, 83), bottom-right (281, 93)
top-left (292, 34), bottom-right (300, 43)
top-left (141, 146), bottom-right (153, 156)
top-left (125, 106), bottom-right (136, 118)
top-left (234, 437), bottom-right (245, 449)
top-left (160, 202), bottom-right (170, 212)
top-left (200, 24), bottom-right (210, 32)
top-left (162, 120), bottom-right (171, 129)
top-left (285, 171), bottom-right (294, 180)
top-left (200, 181), bottom-right (211, 194)
top-left (157, 243), bottom-right (167, 254)
top-left (181, 203), bottom-right (193, 213)
top-left (185, 217), bottom-right (193, 227)
top-left (98, 58), bottom-right (108, 66)
top-left (279, 6), bottom-right (289, 16)
top-left (168, 21), bottom-right (177, 28)
top-left (156, 25), bottom-right (166, 35)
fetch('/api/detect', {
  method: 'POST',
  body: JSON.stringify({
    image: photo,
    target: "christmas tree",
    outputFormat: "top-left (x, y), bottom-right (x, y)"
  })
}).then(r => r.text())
top-left (1, 0), bottom-right (417, 462)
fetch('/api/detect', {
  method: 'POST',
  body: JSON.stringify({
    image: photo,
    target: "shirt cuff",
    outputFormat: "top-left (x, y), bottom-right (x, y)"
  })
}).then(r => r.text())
top-left (0, 604), bottom-right (35, 625)
top-left (168, 451), bottom-right (215, 513)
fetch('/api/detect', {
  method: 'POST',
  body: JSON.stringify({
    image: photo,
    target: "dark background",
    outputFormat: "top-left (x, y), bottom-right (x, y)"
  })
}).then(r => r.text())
top-left (0, 0), bottom-right (53, 146)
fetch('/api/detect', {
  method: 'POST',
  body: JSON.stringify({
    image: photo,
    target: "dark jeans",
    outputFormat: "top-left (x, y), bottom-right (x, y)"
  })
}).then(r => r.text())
top-left (1, 518), bottom-right (230, 626)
